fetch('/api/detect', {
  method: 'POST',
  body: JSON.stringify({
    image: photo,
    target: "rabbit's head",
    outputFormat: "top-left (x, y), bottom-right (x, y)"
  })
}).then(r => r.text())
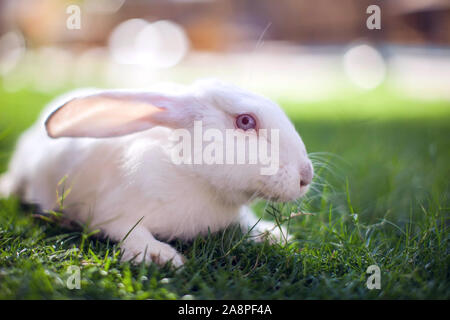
top-left (46, 79), bottom-right (313, 204)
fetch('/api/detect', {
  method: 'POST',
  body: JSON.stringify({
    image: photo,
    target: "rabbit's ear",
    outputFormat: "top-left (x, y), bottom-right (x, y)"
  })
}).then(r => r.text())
top-left (45, 92), bottom-right (194, 138)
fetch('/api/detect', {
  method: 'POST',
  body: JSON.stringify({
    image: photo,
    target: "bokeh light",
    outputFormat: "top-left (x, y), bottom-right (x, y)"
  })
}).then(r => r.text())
top-left (0, 30), bottom-right (26, 76)
top-left (108, 18), bottom-right (149, 65)
top-left (343, 44), bottom-right (386, 90)
top-left (135, 20), bottom-right (190, 69)
top-left (108, 19), bottom-right (189, 69)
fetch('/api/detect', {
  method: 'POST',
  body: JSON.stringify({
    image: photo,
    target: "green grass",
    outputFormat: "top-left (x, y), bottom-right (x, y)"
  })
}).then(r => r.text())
top-left (0, 86), bottom-right (449, 299)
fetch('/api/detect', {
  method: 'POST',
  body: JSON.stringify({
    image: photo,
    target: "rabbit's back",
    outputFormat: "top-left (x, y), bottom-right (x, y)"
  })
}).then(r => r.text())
top-left (3, 102), bottom-right (240, 240)
top-left (6, 118), bottom-right (125, 211)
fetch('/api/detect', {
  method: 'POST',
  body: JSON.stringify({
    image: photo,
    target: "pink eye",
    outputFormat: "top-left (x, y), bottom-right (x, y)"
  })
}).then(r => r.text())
top-left (236, 114), bottom-right (257, 131)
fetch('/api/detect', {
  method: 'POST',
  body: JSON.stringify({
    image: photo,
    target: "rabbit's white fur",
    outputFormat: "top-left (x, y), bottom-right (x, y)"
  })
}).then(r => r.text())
top-left (0, 79), bottom-right (313, 267)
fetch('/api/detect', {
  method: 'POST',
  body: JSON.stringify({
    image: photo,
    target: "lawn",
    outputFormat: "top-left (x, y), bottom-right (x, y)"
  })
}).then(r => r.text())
top-left (0, 85), bottom-right (449, 299)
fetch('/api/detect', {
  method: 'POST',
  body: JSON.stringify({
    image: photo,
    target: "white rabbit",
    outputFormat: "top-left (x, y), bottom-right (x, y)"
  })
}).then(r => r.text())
top-left (0, 79), bottom-right (313, 267)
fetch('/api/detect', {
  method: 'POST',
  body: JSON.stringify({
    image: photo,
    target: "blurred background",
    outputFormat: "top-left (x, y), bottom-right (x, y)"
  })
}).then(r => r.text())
top-left (0, 0), bottom-right (449, 103)
top-left (1, 1), bottom-right (449, 300)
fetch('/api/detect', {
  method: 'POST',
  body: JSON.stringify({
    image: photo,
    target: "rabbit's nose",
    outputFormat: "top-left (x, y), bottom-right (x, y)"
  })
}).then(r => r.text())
top-left (300, 161), bottom-right (313, 188)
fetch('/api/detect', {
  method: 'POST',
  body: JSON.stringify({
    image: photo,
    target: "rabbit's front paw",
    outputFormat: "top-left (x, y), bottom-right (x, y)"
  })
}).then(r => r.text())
top-left (249, 221), bottom-right (292, 244)
top-left (120, 239), bottom-right (185, 268)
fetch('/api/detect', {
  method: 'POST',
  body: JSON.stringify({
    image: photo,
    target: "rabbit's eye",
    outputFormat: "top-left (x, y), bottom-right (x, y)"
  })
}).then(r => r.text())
top-left (236, 114), bottom-right (257, 131)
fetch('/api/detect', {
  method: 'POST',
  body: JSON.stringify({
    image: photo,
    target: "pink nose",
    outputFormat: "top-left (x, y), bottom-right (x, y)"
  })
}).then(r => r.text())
top-left (300, 161), bottom-right (313, 187)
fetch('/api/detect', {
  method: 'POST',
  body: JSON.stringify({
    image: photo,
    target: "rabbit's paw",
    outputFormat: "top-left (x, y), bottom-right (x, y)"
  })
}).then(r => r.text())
top-left (120, 239), bottom-right (185, 268)
top-left (249, 220), bottom-right (293, 244)
top-left (0, 174), bottom-right (13, 198)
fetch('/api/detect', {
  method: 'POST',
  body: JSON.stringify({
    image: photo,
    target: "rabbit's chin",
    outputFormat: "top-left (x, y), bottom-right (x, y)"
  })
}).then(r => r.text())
top-left (248, 186), bottom-right (309, 203)
top-left (261, 194), bottom-right (300, 203)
